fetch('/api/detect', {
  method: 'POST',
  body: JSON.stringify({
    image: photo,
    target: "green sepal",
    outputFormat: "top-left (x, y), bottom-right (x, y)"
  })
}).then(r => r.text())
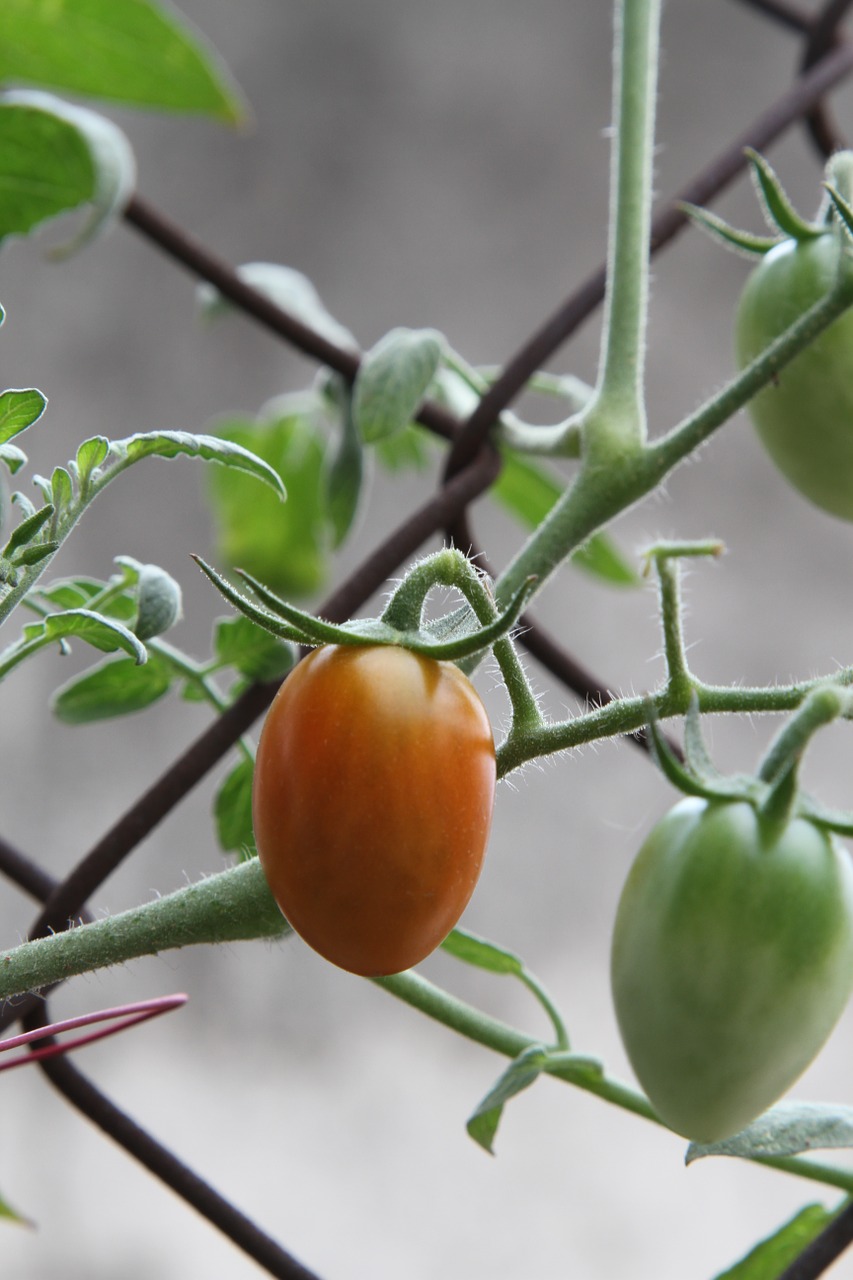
top-left (681, 201), bottom-right (779, 257)
top-left (197, 553), bottom-right (536, 664)
top-left (823, 183), bottom-right (853, 246)
top-left (646, 714), bottom-right (747, 803)
top-left (745, 148), bottom-right (822, 242)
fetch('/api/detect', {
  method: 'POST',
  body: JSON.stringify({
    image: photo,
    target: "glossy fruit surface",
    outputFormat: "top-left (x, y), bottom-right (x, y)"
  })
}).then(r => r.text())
top-left (611, 797), bottom-right (853, 1142)
top-left (253, 644), bottom-right (496, 976)
top-left (735, 232), bottom-right (853, 520)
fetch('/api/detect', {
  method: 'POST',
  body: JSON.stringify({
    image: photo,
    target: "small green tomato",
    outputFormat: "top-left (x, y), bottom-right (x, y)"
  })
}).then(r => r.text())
top-left (736, 232), bottom-right (853, 521)
top-left (611, 797), bottom-right (853, 1143)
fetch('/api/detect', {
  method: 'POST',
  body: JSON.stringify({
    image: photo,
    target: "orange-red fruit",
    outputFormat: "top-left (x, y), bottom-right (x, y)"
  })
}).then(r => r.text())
top-left (252, 644), bottom-right (496, 976)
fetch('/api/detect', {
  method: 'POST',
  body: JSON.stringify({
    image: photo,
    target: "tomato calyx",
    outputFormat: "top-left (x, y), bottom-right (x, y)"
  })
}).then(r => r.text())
top-left (194, 546), bottom-right (536, 663)
top-left (649, 684), bottom-right (853, 837)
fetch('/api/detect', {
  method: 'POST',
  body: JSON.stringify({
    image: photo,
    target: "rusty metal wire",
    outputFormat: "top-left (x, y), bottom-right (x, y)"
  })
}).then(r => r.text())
top-left (3, 6), bottom-right (853, 1279)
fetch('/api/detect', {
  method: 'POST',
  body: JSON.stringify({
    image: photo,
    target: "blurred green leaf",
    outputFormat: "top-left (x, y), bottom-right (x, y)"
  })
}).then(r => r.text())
top-left (687, 1101), bottom-right (853, 1164)
top-left (52, 653), bottom-right (171, 723)
top-left (467, 1046), bottom-right (547, 1155)
top-left (353, 328), bottom-right (443, 444)
top-left (213, 615), bottom-right (295, 683)
top-left (214, 757), bottom-right (256, 857)
top-left (572, 532), bottom-right (639, 586)
top-left (442, 929), bottom-right (524, 977)
top-left (199, 263), bottom-right (356, 350)
top-left (0, 0), bottom-right (245, 122)
top-left (324, 383), bottom-right (366, 548)
top-left (206, 413), bottom-right (327, 597)
top-left (494, 452), bottom-right (639, 586)
top-left (0, 102), bottom-right (94, 239)
top-left (712, 1205), bottom-right (834, 1279)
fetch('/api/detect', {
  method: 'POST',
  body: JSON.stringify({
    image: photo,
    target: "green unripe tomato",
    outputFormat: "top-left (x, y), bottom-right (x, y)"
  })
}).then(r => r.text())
top-left (611, 797), bottom-right (853, 1143)
top-left (735, 232), bottom-right (853, 520)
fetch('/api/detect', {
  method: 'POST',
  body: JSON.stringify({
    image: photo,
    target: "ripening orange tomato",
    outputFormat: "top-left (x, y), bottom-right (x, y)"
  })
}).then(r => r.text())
top-left (252, 644), bottom-right (496, 976)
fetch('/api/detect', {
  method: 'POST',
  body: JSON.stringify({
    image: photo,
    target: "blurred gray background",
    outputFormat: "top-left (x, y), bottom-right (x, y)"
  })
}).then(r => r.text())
top-left (3, 1), bottom-right (853, 1277)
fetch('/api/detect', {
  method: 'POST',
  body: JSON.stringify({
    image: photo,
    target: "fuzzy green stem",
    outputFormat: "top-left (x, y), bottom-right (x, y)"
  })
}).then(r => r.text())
top-left (376, 969), bottom-right (853, 1195)
top-left (0, 859), bottom-right (288, 1001)
top-left (496, 667), bottom-right (853, 778)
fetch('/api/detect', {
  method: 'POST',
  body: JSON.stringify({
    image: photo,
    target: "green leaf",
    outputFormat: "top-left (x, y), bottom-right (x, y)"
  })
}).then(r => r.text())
top-left (133, 563), bottom-right (182, 641)
top-left (199, 263), bottom-right (356, 350)
top-left (0, 388), bottom-right (47, 443)
top-left (746, 148), bottom-right (822, 243)
top-left (75, 435), bottom-right (109, 487)
top-left (34, 608), bottom-right (148, 661)
top-left (712, 1204), bottom-right (834, 1280)
top-left (374, 423), bottom-right (435, 472)
top-left (213, 615), bottom-right (295, 682)
top-left (11, 539), bottom-right (58, 567)
top-left (214, 758), bottom-right (256, 857)
top-left (442, 929), bottom-right (524, 977)
top-left (0, 0), bottom-right (244, 123)
top-left (0, 100), bottom-right (94, 238)
top-left (0, 443), bottom-right (27, 475)
top-left (0, 94), bottom-right (134, 253)
top-left (206, 413), bottom-right (326, 597)
top-left (2, 503), bottom-right (53, 557)
top-left (109, 430), bottom-right (287, 498)
top-left (353, 328), bottom-right (443, 444)
top-left (51, 465), bottom-right (73, 512)
top-left (686, 1101), bottom-right (853, 1164)
top-left (467, 1046), bottom-right (548, 1155)
top-left (52, 653), bottom-right (172, 723)
top-left (324, 383), bottom-right (366, 548)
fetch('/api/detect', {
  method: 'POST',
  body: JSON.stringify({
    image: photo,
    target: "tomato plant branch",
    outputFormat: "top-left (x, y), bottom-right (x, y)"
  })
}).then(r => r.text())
top-left (496, 666), bottom-right (853, 777)
top-left (0, 859), bottom-right (288, 1002)
top-left (377, 969), bottom-right (853, 1194)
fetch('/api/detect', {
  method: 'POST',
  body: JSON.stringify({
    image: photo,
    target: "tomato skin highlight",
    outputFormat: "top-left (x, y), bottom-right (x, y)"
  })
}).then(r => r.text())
top-left (736, 233), bottom-right (853, 521)
top-left (611, 797), bottom-right (853, 1143)
top-left (252, 644), bottom-right (496, 976)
